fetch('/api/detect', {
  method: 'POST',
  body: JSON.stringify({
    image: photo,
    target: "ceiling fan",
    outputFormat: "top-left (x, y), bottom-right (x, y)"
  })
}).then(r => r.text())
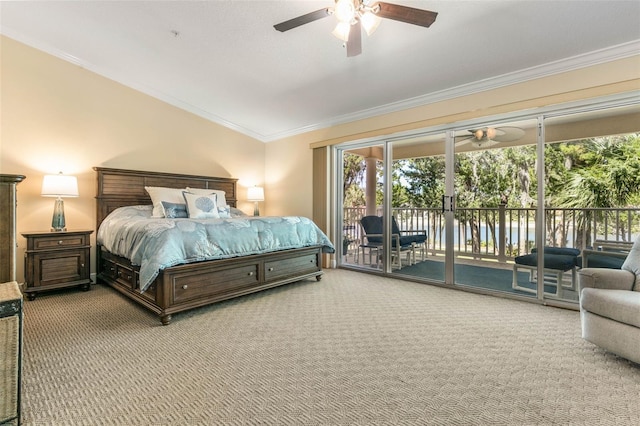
top-left (273, 0), bottom-right (438, 57)
top-left (455, 127), bottom-right (525, 148)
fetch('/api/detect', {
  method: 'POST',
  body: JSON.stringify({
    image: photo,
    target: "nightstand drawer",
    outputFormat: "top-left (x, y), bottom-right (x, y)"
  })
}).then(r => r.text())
top-left (29, 233), bottom-right (89, 250)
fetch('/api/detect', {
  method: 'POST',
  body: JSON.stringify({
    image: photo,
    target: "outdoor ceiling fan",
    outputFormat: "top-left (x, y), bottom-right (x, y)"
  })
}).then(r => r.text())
top-left (455, 127), bottom-right (525, 148)
top-left (273, 0), bottom-right (438, 57)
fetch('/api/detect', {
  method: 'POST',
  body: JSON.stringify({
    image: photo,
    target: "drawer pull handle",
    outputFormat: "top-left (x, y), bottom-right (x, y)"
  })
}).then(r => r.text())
top-left (268, 267), bottom-right (274, 272)
top-left (110, 267), bottom-right (115, 272)
top-left (58, 240), bottom-right (63, 245)
top-left (81, 263), bottom-right (85, 268)
top-left (182, 285), bottom-right (188, 290)
top-left (248, 272), bottom-right (254, 276)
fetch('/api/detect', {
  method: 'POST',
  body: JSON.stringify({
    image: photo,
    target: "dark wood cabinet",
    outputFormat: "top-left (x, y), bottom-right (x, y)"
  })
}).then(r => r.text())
top-left (22, 230), bottom-right (93, 300)
top-left (0, 174), bottom-right (26, 283)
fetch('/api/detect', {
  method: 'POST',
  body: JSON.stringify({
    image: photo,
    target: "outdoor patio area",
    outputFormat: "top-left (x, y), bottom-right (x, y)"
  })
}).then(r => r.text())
top-left (393, 257), bottom-right (580, 301)
top-left (343, 248), bottom-right (583, 302)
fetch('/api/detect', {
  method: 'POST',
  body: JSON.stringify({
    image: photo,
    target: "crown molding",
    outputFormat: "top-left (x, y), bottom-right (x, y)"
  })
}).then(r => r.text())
top-left (262, 39), bottom-right (640, 142)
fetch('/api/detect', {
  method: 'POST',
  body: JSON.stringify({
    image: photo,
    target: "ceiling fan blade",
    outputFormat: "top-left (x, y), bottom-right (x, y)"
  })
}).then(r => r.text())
top-left (347, 19), bottom-right (362, 57)
top-left (492, 126), bottom-right (525, 142)
top-left (375, 2), bottom-right (438, 27)
top-left (472, 139), bottom-right (500, 148)
top-left (455, 137), bottom-right (471, 147)
top-left (274, 8), bottom-right (331, 32)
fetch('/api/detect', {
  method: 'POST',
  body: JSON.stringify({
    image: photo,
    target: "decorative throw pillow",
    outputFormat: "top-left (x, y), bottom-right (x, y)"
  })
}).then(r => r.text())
top-left (185, 187), bottom-right (227, 208)
top-left (145, 186), bottom-right (185, 218)
top-left (182, 192), bottom-right (220, 219)
top-left (217, 204), bottom-right (231, 218)
top-left (229, 207), bottom-right (247, 217)
top-left (621, 236), bottom-right (640, 290)
top-left (161, 201), bottom-right (188, 219)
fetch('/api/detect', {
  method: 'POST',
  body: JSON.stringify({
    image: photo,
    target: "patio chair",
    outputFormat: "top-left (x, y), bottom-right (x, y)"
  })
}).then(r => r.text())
top-left (577, 240), bottom-right (633, 269)
top-left (359, 216), bottom-right (427, 269)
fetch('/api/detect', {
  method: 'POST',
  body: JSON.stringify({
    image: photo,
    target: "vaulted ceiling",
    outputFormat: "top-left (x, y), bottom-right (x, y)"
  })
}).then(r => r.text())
top-left (2, 1), bottom-right (639, 142)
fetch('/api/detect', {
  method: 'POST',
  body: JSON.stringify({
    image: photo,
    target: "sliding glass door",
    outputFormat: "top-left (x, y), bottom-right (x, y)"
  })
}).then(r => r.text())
top-left (340, 144), bottom-right (385, 269)
top-left (540, 104), bottom-right (640, 302)
top-left (389, 133), bottom-right (447, 282)
top-left (335, 99), bottom-right (639, 306)
top-left (451, 118), bottom-right (541, 296)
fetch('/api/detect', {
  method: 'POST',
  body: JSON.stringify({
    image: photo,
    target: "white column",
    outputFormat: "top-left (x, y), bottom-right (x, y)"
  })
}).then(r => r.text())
top-left (365, 157), bottom-right (377, 216)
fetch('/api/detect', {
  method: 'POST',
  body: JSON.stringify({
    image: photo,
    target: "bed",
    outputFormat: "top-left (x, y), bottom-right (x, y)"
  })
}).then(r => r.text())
top-left (94, 167), bottom-right (334, 325)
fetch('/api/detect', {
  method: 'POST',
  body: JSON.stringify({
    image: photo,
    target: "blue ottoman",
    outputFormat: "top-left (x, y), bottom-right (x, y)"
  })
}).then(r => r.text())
top-left (513, 252), bottom-right (578, 297)
top-left (531, 247), bottom-right (581, 257)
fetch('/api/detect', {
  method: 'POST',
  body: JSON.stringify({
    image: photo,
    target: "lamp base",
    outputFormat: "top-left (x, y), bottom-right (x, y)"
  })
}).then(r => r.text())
top-left (51, 197), bottom-right (67, 232)
top-left (253, 201), bottom-right (260, 217)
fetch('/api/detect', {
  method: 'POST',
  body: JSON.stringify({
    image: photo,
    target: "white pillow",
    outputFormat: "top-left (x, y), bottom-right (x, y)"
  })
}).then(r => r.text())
top-left (185, 187), bottom-right (227, 208)
top-left (145, 186), bottom-right (185, 218)
top-left (183, 192), bottom-right (220, 219)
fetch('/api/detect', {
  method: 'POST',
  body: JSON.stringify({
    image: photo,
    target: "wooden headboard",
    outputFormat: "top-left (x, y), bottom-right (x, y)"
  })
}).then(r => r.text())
top-left (94, 167), bottom-right (238, 229)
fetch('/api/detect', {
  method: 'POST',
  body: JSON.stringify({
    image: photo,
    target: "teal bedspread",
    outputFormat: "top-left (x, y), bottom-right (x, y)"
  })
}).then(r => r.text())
top-left (97, 206), bottom-right (334, 292)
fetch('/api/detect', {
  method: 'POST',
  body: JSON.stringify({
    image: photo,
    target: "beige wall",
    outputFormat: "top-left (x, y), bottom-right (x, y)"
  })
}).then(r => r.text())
top-left (263, 135), bottom-right (314, 217)
top-left (1, 36), bottom-right (266, 282)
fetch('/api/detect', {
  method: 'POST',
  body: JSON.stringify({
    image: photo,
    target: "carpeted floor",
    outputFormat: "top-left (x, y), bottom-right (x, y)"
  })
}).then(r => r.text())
top-left (20, 269), bottom-right (639, 425)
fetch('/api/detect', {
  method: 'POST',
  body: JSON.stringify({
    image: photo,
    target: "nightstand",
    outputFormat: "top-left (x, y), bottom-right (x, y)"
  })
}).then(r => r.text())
top-left (22, 230), bottom-right (93, 301)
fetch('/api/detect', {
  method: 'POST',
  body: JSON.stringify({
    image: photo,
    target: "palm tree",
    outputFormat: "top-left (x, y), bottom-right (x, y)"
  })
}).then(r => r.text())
top-left (552, 134), bottom-right (640, 245)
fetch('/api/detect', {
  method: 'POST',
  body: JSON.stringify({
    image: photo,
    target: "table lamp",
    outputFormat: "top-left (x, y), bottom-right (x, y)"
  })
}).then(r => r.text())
top-left (247, 186), bottom-right (264, 216)
top-left (41, 172), bottom-right (79, 232)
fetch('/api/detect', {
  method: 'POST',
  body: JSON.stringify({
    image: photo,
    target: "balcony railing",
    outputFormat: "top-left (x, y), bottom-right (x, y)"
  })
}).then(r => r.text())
top-left (343, 206), bottom-right (640, 261)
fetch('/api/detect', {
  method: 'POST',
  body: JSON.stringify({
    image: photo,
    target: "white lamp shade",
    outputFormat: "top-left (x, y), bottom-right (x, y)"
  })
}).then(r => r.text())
top-left (247, 186), bottom-right (264, 202)
top-left (41, 174), bottom-right (79, 197)
top-left (360, 11), bottom-right (381, 36)
top-left (332, 21), bottom-right (351, 41)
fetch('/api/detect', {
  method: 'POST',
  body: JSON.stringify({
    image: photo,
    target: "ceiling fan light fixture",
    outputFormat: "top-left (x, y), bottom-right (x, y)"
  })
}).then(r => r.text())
top-left (360, 10), bottom-right (381, 35)
top-left (335, 0), bottom-right (356, 23)
top-left (332, 21), bottom-right (351, 41)
top-left (273, 1), bottom-right (438, 57)
top-left (486, 127), bottom-right (497, 139)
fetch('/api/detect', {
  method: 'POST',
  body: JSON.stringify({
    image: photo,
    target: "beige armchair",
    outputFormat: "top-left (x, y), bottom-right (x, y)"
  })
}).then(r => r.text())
top-left (578, 237), bottom-right (640, 364)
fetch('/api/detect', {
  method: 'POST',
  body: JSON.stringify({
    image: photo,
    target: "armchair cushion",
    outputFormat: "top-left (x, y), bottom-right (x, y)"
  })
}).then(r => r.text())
top-left (579, 268), bottom-right (635, 292)
top-left (621, 237), bottom-right (640, 291)
top-left (581, 288), bottom-right (640, 328)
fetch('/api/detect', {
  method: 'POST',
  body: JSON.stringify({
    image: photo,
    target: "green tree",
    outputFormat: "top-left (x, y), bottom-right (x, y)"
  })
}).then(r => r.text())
top-left (552, 134), bottom-right (640, 243)
top-left (343, 153), bottom-right (366, 208)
